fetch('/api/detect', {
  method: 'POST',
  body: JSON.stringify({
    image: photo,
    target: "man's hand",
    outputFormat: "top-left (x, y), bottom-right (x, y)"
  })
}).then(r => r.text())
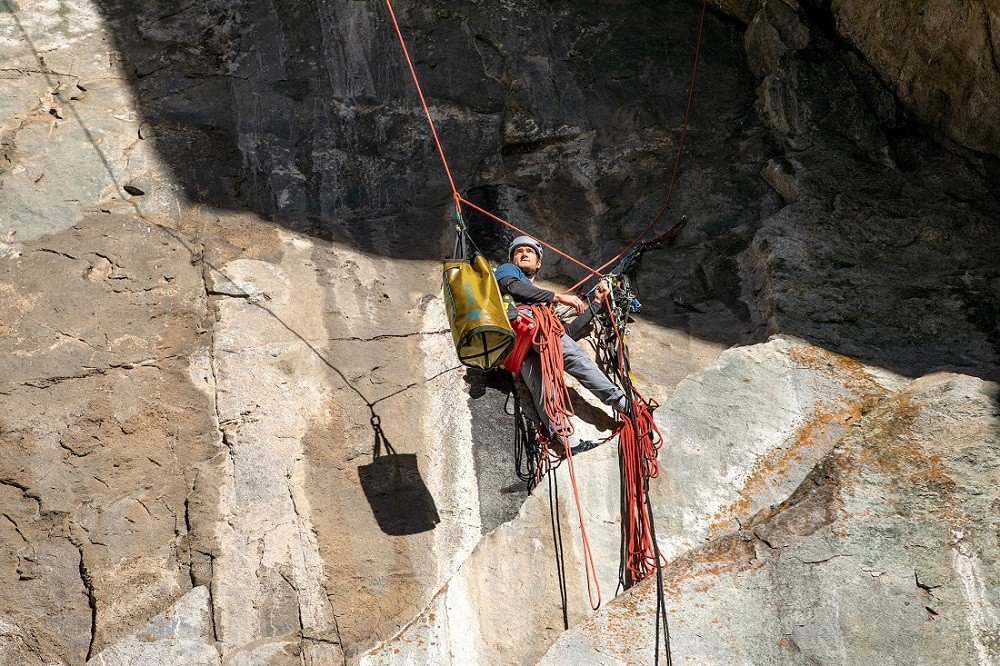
top-left (593, 279), bottom-right (610, 302)
top-left (554, 292), bottom-right (586, 314)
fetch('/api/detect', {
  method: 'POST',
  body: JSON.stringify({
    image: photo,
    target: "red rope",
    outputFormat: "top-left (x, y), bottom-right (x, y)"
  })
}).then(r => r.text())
top-left (618, 394), bottom-right (664, 585)
top-left (459, 196), bottom-right (604, 281)
top-left (601, 295), bottom-right (665, 586)
top-left (384, 0), bottom-right (708, 292)
top-left (530, 305), bottom-right (602, 610)
top-left (383, 0), bottom-right (459, 200)
top-left (383, 0), bottom-right (699, 602)
top-left (531, 305), bottom-right (575, 440)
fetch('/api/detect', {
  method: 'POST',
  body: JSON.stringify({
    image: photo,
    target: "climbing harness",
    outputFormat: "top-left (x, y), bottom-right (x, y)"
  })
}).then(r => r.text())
top-left (380, 0), bottom-right (709, 661)
top-left (502, 305), bottom-right (537, 375)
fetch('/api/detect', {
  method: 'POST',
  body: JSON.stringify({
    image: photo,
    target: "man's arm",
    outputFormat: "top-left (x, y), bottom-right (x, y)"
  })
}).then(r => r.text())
top-left (499, 276), bottom-right (589, 311)
top-left (564, 280), bottom-right (610, 339)
top-left (497, 275), bottom-right (555, 304)
top-left (564, 299), bottom-right (604, 340)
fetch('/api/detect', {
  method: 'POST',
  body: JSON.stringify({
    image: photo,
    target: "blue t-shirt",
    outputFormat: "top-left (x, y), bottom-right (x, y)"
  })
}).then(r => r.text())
top-left (494, 262), bottom-right (529, 284)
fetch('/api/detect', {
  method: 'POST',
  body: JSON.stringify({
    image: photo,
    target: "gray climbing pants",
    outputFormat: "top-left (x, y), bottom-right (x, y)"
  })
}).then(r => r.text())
top-left (519, 333), bottom-right (624, 440)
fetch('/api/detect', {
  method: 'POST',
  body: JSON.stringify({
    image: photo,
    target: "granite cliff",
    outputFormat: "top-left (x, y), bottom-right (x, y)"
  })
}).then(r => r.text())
top-left (0, 0), bottom-right (997, 664)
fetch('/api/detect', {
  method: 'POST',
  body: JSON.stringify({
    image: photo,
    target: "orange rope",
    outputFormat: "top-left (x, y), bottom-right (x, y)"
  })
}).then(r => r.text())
top-left (618, 395), bottom-right (664, 585)
top-left (530, 305), bottom-right (602, 610)
top-left (601, 294), bottom-right (665, 586)
top-left (384, 0), bottom-right (708, 291)
top-left (383, 0), bottom-right (694, 603)
top-left (457, 196), bottom-right (604, 281)
top-left (383, 0), bottom-right (460, 205)
top-left (531, 305), bottom-right (575, 440)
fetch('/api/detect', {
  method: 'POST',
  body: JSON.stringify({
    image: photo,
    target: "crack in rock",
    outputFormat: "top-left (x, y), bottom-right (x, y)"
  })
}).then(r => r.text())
top-left (74, 539), bottom-right (98, 661)
top-left (16, 360), bottom-right (167, 389)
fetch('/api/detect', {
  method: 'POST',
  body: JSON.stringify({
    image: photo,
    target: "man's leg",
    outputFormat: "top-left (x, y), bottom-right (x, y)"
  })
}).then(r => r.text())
top-left (518, 352), bottom-right (554, 436)
top-left (559, 334), bottom-right (626, 406)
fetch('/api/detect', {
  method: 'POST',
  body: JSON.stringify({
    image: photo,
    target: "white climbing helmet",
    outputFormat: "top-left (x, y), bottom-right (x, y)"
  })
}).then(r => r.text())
top-left (509, 235), bottom-right (543, 261)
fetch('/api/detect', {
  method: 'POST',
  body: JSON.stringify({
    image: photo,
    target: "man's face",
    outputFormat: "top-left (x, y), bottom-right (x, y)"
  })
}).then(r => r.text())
top-left (512, 245), bottom-right (541, 277)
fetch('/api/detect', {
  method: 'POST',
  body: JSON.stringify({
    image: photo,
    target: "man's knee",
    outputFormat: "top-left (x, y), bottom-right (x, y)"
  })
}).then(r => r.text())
top-left (559, 335), bottom-right (590, 367)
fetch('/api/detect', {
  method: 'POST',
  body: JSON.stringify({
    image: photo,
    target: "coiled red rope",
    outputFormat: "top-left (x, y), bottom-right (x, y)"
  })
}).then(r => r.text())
top-left (531, 305), bottom-right (574, 442)
top-left (598, 294), bottom-right (666, 585)
top-left (529, 305), bottom-right (602, 610)
top-left (618, 393), bottom-right (664, 585)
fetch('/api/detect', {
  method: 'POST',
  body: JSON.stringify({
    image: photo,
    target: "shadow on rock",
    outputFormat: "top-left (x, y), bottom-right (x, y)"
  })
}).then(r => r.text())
top-left (358, 415), bottom-right (441, 536)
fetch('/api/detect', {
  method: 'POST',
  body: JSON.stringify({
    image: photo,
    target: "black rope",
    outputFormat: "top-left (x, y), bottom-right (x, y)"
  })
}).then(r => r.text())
top-left (371, 414), bottom-right (397, 458)
top-left (617, 424), bottom-right (630, 593)
top-left (548, 471), bottom-right (570, 630)
top-left (509, 391), bottom-right (540, 491)
top-left (508, 381), bottom-right (568, 629)
top-left (451, 209), bottom-right (490, 263)
top-left (647, 479), bottom-right (673, 666)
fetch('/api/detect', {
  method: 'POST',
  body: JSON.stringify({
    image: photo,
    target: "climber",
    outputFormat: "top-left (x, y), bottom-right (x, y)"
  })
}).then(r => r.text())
top-left (495, 235), bottom-right (628, 453)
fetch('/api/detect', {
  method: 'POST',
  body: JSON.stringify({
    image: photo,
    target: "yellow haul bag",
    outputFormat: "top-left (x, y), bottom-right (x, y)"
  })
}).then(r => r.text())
top-left (443, 254), bottom-right (514, 370)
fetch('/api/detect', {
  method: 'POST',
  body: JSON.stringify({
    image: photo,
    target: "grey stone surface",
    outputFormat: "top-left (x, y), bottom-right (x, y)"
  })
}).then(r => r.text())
top-left (829, 0), bottom-right (1000, 158)
top-left (653, 335), bottom-right (905, 559)
top-left (740, 0), bottom-right (1000, 379)
top-left (357, 337), bottom-right (912, 665)
top-left (540, 372), bottom-right (1000, 666)
top-left (1, 0), bottom-right (999, 665)
top-left (0, 0), bottom-right (181, 242)
top-left (87, 586), bottom-right (219, 666)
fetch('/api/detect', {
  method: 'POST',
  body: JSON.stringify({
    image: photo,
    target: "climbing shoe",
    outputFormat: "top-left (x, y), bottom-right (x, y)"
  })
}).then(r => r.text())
top-left (570, 439), bottom-right (602, 455)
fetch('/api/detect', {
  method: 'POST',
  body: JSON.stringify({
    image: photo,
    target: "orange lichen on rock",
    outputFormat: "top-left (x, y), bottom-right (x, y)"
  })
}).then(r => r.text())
top-left (845, 388), bottom-right (968, 527)
top-left (566, 532), bottom-right (762, 666)
top-left (706, 399), bottom-right (877, 539)
top-left (702, 343), bottom-right (894, 541)
top-left (787, 344), bottom-right (887, 413)
top-left (661, 533), bottom-right (761, 597)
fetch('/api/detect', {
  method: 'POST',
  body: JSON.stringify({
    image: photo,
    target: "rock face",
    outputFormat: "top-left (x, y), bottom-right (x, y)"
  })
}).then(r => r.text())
top-left (1, 0), bottom-right (998, 664)
top-left (357, 336), bottom-right (908, 665)
top-left (0, 207), bottom-right (484, 665)
top-left (653, 337), bottom-right (903, 558)
top-left (829, 0), bottom-right (1000, 157)
top-left (0, 216), bottom-right (220, 664)
top-left (717, 0), bottom-right (1000, 159)
top-left (740, 0), bottom-right (1000, 379)
top-left (540, 372), bottom-right (1000, 665)
top-left (86, 587), bottom-right (218, 666)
